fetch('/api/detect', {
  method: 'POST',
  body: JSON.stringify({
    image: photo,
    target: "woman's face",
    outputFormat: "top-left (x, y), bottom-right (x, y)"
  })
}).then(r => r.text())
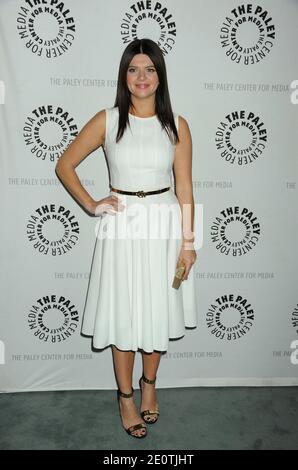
top-left (126, 53), bottom-right (159, 99)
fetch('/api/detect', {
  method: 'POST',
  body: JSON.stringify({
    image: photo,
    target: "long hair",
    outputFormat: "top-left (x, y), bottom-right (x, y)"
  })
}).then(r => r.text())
top-left (113, 38), bottom-right (179, 145)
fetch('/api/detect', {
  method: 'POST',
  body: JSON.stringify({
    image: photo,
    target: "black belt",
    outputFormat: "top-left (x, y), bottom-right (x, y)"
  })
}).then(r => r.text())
top-left (110, 186), bottom-right (170, 198)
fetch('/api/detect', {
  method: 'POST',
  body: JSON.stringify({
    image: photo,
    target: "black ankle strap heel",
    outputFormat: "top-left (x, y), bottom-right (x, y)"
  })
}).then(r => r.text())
top-left (117, 387), bottom-right (134, 399)
top-left (141, 374), bottom-right (156, 385)
top-left (139, 374), bottom-right (160, 424)
top-left (116, 387), bottom-right (147, 438)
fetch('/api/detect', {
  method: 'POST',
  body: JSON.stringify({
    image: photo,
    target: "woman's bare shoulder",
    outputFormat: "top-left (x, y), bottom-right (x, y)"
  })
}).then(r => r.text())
top-left (176, 114), bottom-right (191, 138)
top-left (177, 113), bottom-right (190, 125)
top-left (89, 108), bottom-right (108, 144)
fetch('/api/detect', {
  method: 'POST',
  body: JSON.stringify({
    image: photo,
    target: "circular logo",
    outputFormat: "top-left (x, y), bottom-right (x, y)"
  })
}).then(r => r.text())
top-left (215, 110), bottom-right (267, 166)
top-left (17, 1), bottom-right (76, 58)
top-left (27, 204), bottom-right (80, 256)
top-left (28, 294), bottom-right (79, 343)
top-left (220, 4), bottom-right (276, 65)
top-left (121, 2), bottom-right (176, 53)
top-left (23, 105), bottom-right (78, 163)
top-left (211, 206), bottom-right (261, 256)
top-left (206, 293), bottom-right (255, 340)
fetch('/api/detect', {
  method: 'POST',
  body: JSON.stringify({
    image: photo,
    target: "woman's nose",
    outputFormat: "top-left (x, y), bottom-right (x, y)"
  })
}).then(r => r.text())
top-left (138, 70), bottom-right (146, 79)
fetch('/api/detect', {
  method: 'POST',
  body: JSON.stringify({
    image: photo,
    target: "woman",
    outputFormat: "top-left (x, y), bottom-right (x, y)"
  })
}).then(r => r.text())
top-left (55, 38), bottom-right (198, 439)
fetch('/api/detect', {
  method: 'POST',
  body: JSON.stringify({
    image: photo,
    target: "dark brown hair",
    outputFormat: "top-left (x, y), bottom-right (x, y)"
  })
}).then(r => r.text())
top-left (113, 38), bottom-right (179, 145)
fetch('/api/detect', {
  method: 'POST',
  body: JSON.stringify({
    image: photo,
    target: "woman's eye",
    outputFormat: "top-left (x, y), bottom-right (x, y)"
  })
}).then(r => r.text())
top-left (128, 68), bottom-right (156, 73)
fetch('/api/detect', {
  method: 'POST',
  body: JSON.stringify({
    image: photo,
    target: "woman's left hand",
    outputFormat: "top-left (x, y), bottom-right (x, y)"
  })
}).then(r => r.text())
top-left (176, 245), bottom-right (197, 281)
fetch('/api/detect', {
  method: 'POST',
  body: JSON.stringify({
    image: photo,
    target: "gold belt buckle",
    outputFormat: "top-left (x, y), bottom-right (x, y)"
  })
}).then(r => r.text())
top-left (136, 190), bottom-right (146, 198)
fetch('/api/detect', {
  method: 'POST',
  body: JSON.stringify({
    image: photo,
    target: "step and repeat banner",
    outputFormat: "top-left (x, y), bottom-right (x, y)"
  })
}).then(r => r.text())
top-left (1, 0), bottom-right (298, 392)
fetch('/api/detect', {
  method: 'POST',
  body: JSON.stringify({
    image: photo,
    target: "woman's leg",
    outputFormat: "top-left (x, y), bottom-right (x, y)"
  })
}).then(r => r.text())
top-left (112, 345), bottom-right (135, 392)
top-left (142, 350), bottom-right (162, 380)
top-left (140, 351), bottom-right (162, 420)
top-left (111, 345), bottom-right (146, 437)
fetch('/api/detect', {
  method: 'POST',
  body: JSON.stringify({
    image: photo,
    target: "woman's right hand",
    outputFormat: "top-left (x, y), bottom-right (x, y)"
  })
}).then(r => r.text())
top-left (87, 195), bottom-right (125, 216)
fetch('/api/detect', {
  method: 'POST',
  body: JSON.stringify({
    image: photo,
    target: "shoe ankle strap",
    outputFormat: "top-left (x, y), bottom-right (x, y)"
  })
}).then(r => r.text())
top-left (118, 387), bottom-right (134, 398)
top-left (142, 374), bottom-right (156, 384)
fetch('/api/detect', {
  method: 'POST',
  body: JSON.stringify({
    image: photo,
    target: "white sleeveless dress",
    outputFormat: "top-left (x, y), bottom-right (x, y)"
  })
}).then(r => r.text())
top-left (81, 106), bottom-right (198, 353)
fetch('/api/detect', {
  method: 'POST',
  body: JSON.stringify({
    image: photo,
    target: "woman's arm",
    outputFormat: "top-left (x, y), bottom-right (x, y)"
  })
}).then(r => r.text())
top-left (173, 115), bottom-right (197, 280)
top-left (173, 115), bottom-right (195, 246)
top-left (55, 109), bottom-right (106, 213)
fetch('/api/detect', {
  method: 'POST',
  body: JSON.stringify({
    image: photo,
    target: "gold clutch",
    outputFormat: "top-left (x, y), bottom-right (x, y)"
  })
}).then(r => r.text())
top-left (172, 265), bottom-right (185, 289)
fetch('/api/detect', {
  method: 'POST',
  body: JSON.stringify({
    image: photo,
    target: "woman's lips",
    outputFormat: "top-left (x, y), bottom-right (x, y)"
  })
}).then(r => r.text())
top-left (136, 84), bottom-right (149, 88)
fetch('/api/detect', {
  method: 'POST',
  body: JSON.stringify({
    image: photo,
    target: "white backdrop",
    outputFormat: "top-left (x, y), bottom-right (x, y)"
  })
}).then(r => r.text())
top-left (1, 0), bottom-right (298, 392)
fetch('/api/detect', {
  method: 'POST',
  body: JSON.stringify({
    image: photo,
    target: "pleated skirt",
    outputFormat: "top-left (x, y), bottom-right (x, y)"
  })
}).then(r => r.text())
top-left (81, 188), bottom-right (198, 353)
